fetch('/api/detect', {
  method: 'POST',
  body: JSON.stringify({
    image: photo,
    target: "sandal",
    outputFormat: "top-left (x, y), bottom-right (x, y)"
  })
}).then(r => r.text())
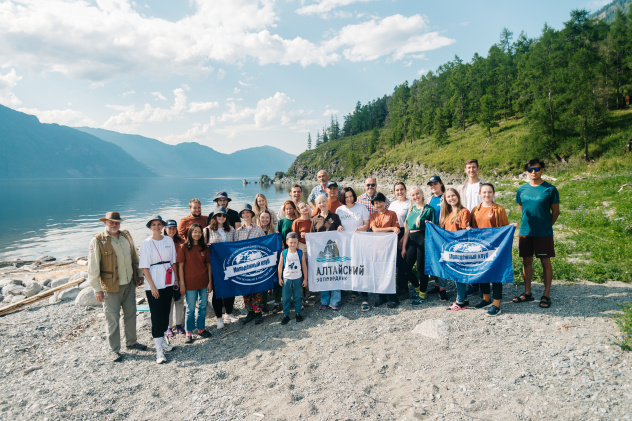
top-left (361, 301), bottom-right (370, 312)
top-left (539, 296), bottom-right (551, 308)
top-left (512, 293), bottom-right (534, 303)
top-left (347, 295), bottom-right (359, 303)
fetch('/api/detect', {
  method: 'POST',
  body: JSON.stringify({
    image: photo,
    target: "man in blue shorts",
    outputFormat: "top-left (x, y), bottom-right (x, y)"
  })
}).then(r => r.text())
top-left (513, 159), bottom-right (560, 308)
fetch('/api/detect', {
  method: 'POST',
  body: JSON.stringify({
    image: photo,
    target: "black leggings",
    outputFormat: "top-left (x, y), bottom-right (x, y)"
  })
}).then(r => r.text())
top-left (211, 292), bottom-right (235, 318)
top-left (395, 231), bottom-right (407, 294)
top-left (402, 231), bottom-right (429, 292)
top-left (480, 283), bottom-right (503, 299)
top-left (146, 287), bottom-right (174, 339)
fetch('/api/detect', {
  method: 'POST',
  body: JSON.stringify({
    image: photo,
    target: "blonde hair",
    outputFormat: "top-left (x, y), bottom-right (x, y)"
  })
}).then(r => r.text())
top-left (257, 209), bottom-right (277, 233)
top-left (439, 188), bottom-right (464, 228)
top-left (253, 193), bottom-right (269, 216)
top-left (407, 186), bottom-right (426, 227)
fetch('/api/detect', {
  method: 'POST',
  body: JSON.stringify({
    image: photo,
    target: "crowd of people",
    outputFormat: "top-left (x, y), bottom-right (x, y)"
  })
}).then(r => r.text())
top-left (87, 158), bottom-right (560, 363)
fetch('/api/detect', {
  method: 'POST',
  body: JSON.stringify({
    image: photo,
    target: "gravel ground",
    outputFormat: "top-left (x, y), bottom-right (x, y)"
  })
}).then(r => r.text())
top-left (0, 274), bottom-right (631, 421)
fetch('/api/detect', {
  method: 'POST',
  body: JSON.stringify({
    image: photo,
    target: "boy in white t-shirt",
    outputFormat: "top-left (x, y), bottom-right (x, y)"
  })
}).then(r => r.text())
top-left (278, 232), bottom-right (308, 325)
top-left (458, 159), bottom-right (484, 212)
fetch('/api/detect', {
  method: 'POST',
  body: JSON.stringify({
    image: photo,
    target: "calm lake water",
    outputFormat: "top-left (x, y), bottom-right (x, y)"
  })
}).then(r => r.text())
top-left (0, 178), bottom-right (313, 261)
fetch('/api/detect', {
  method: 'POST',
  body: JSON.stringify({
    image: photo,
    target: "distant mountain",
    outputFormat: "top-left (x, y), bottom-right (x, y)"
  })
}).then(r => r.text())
top-left (76, 127), bottom-right (296, 178)
top-left (0, 105), bottom-right (156, 179)
top-left (589, 0), bottom-right (632, 23)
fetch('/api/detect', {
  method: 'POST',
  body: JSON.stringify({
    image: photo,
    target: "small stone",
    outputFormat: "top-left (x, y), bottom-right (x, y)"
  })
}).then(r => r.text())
top-left (22, 283), bottom-right (41, 298)
top-left (11, 295), bottom-right (27, 303)
top-left (2, 284), bottom-right (25, 296)
top-left (50, 277), bottom-right (71, 288)
top-left (75, 259), bottom-right (88, 266)
top-left (35, 255), bottom-right (56, 264)
top-left (411, 319), bottom-right (447, 339)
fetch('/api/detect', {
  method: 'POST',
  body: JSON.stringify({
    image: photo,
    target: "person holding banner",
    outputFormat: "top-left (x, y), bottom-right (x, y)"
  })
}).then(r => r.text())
top-left (312, 194), bottom-right (344, 310)
top-left (388, 182), bottom-right (411, 299)
top-left (253, 194), bottom-right (278, 230)
top-left (274, 201), bottom-right (298, 313)
top-left (164, 220), bottom-right (185, 338)
top-left (207, 192), bottom-right (241, 230)
top-left (513, 159), bottom-right (560, 309)
top-left (257, 209), bottom-right (277, 312)
top-left (470, 183), bottom-right (511, 316)
top-left (369, 192), bottom-right (401, 308)
top-left (278, 232), bottom-right (308, 324)
top-left (139, 215), bottom-right (177, 364)
top-left (204, 207), bottom-right (239, 328)
top-left (177, 223), bottom-right (212, 343)
top-left (336, 187), bottom-right (370, 232)
top-left (439, 189), bottom-right (472, 311)
top-left (235, 204), bottom-right (267, 325)
top-left (400, 187), bottom-right (437, 306)
top-left (427, 175), bottom-right (449, 301)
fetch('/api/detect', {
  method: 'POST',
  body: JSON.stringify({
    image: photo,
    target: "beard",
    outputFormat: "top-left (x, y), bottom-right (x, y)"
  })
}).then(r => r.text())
top-left (192, 213), bottom-right (201, 217)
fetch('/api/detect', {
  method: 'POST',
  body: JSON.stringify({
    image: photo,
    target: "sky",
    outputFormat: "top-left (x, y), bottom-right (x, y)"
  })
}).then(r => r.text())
top-left (0, 0), bottom-right (611, 155)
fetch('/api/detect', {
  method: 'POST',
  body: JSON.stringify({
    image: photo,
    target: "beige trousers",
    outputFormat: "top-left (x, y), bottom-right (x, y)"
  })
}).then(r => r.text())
top-left (103, 281), bottom-right (138, 352)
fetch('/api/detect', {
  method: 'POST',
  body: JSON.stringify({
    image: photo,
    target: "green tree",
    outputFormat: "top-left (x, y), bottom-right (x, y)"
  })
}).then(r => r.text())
top-left (479, 94), bottom-right (499, 136)
top-left (307, 132), bottom-right (312, 149)
top-left (433, 106), bottom-right (449, 144)
top-left (369, 128), bottom-right (379, 154)
top-left (315, 130), bottom-right (322, 147)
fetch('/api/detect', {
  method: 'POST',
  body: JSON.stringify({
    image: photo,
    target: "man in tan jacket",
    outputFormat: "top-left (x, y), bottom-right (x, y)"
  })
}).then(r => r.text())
top-left (87, 212), bottom-right (148, 362)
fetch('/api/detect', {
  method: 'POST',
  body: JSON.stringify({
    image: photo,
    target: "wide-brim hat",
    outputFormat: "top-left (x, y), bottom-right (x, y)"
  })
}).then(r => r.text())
top-left (213, 191), bottom-right (232, 203)
top-left (371, 192), bottom-right (387, 205)
top-left (164, 219), bottom-right (178, 228)
top-left (146, 215), bottom-right (165, 228)
top-left (239, 204), bottom-right (255, 217)
top-left (213, 206), bottom-right (228, 217)
top-left (99, 212), bottom-right (125, 223)
top-left (427, 175), bottom-right (443, 185)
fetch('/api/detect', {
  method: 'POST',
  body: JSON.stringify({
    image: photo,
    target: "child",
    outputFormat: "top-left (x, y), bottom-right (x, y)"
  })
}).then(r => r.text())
top-left (177, 223), bottom-right (212, 343)
top-left (439, 188), bottom-right (471, 311)
top-left (470, 183), bottom-right (513, 316)
top-left (277, 232), bottom-right (308, 324)
top-left (370, 192), bottom-right (401, 308)
top-left (164, 219), bottom-right (185, 338)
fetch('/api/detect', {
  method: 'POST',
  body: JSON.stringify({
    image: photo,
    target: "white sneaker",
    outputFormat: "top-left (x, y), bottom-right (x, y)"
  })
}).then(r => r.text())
top-left (225, 313), bottom-right (239, 323)
top-left (156, 349), bottom-right (166, 364)
top-left (216, 318), bottom-right (225, 329)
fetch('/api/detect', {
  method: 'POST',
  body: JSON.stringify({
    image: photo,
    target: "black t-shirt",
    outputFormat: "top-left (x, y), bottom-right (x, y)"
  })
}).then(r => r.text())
top-left (207, 208), bottom-right (241, 229)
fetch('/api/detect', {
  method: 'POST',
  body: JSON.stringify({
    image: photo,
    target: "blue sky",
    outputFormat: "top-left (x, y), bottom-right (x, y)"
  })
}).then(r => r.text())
top-left (0, 0), bottom-right (610, 155)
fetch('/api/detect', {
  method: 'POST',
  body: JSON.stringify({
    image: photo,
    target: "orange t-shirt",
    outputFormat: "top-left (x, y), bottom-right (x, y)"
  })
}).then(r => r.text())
top-left (473, 205), bottom-right (496, 228)
top-left (370, 210), bottom-right (400, 229)
top-left (291, 218), bottom-right (312, 244)
top-left (176, 244), bottom-right (210, 291)
top-left (443, 208), bottom-right (471, 231)
top-left (312, 198), bottom-right (343, 216)
top-left (178, 214), bottom-right (208, 237)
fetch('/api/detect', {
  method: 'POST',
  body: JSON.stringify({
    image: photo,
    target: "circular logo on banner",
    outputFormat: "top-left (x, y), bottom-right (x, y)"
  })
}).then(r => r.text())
top-left (225, 244), bottom-right (276, 285)
top-left (441, 239), bottom-right (494, 276)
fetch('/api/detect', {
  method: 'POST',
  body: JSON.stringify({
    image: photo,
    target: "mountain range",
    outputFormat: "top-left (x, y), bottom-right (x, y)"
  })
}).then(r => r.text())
top-left (0, 105), bottom-right (295, 179)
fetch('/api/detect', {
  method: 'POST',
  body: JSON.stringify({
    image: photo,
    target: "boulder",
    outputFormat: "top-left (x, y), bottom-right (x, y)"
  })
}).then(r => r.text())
top-left (0, 279), bottom-right (21, 288)
top-left (11, 295), bottom-right (27, 304)
top-left (2, 284), bottom-right (24, 296)
top-left (22, 283), bottom-right (41, 298)
top-left (75, 287), bottom-right (100, 306)
top-left (57, 287), bottom-right (80, 301)
top-left (70, 271), bottom-right (88, 282)
top-left (35, 255), bottom-right (56, 264)
top-left (50, 277), bottom-right (71, 288)
top-left (76, 259), bottom-right (88, 266)
top-left (79, 280), bottom-right (92, 290)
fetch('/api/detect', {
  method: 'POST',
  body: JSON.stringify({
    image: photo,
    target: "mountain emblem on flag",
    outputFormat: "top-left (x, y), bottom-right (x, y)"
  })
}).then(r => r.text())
top-left (317, 240), bottom-right (351, 263)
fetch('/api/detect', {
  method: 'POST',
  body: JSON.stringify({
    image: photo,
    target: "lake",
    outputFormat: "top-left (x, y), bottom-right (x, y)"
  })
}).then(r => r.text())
top-left (0, 178), bottom-right (314, 261)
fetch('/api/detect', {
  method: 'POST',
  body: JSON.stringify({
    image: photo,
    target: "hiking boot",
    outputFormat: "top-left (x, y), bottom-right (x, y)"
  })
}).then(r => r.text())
top-left (242, 311), bottom-right (256, 324)
top-left (296, 314), bottom-right (304, 322)
top-left (281, 315), bottom-right (290, 325)
top-left (254, 312), bottom-right (263, 324)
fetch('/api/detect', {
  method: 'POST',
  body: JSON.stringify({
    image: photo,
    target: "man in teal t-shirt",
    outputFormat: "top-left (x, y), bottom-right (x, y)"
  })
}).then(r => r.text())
top-left (513, 159), bottom-right (560, 309)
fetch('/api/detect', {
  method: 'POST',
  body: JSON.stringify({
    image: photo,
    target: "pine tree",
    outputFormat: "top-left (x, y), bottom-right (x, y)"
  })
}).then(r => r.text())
top-left (307, 132), bottom-right (312, 150)
top-left (479, 94), bottom-right (499, 136)
top-left (433, 106), bottom-right (449, 144)
top-left (322, 128), bottom-right (329, 143)
top-left (315, 130), bottom-right (322, 147)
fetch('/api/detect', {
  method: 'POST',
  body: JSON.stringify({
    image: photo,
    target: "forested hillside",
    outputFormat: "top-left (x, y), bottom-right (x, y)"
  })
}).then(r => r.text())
top-left (290, 8), bottom-right (632, 179)
top-left (589, 0), bottom-right (632, 23)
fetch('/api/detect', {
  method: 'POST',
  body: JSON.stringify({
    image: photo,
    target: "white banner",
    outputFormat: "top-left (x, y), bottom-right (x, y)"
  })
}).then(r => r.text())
top-left (305, 231), bottom-right (396, 293)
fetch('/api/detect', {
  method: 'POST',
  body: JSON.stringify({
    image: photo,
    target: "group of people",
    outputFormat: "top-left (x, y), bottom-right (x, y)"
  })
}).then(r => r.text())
top-left (87, 158), bottom-right (560, 364)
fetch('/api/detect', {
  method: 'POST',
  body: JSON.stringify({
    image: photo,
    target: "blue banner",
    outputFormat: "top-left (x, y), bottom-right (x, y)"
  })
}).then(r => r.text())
top-left (210, 233), bottom-right (282, 298)
top-left (425, 223), bottom-right (515, 284)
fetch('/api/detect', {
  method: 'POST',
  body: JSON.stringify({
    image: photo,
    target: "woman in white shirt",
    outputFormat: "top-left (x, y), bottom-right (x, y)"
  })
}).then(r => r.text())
top-left (139, 215), bottom-right (177, 364)
top-left (388, 182), bottom-right (411, 299)
top-left (336, 187), bottom-right (369, 232)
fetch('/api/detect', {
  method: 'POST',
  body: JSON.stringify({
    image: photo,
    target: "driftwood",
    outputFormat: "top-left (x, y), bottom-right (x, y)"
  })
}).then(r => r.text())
top-left (0, 278), bottom-right (85, 317)
top-left (22, 366), bottom-right (42, 376)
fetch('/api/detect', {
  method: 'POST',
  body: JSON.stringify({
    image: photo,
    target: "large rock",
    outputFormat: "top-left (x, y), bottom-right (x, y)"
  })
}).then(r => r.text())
top-left (2, 284), bottom-right (24, 296)
top-left (0, 279), bottom-right (22, 288)
top-left (57, 287), bottom-right (80, 301)
top-left (412, 319), bottom-right (447, 339)
top-left (79, 280), bottom-right (91, 290)
top-left (70, 271), bottom-right (88, 282)
top-left (22, 283), bottom-right (41, 298)
top-left (11, 295), bottom-right (27, 303)
top-left (35, 255), bottom-right (56, 264)
top-left (75, 287), bottom-right (100, 306)
top-left (50, 277), bottom-right (71, 288)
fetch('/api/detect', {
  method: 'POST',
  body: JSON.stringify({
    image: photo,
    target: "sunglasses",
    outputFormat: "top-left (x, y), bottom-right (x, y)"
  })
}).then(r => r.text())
top-left (526, 167), bottom-right (542, 173)
top-left (365, 183), bottom-right (376, 187)
top-left (216, 214), bottom-right (227, 218)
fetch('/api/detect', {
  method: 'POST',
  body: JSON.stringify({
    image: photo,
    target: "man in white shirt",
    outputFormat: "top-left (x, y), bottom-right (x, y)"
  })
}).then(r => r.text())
top-left (458, 159), bottom-right (485, 212)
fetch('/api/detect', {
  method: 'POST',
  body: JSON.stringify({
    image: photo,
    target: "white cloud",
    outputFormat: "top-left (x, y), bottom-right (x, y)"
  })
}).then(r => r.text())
top-left (0, 68), bottom-right (22, 107)
top-left (417, 68), bottom-right (430, 76)
top-left (324, 14), bottom-right (455, 62)
top-left (152, 92), bottom-right (167, 101)
top-left (217, 68), bottom-right (226, 80)
top-left (323, 108), bottom-right (339, 117)
top-left (296, 0), bottom-right (376, 17)
top-left (17, 107), bottom-right (95, 126)
top-left (188, 101), bottom-right (219, 113)
top-left (122, 90), bottom-right (135, 96)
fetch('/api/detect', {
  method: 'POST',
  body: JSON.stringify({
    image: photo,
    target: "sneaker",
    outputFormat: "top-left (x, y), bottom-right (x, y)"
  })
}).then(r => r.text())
top-left (184, 335), bottom-right (193, 344)
top-left (447, 302), bottom-right (468, 311)
top-left (281, 315), bottom-right (290, 325)
top-left (126, 342), bottom-right (148, 351)
top-left (296, 314), bottom-right (304, 322)
top-left (156, 349), bottom-right (166, 364)
top-left (254, 312), bottom-right (263, 324)
top-left (475, 300), bottom-right (493, 309)
top-left (242, 311), bottom-right (256, 324)
top-left (439, 290), bottom-right (449, 301)
top-left (165, 328), bottom-right (174, 338)
top-left (216, 318), bottom-right (225, 329)
top-left (176, 325), bottom-right (185, 335)
top-left (329, 305), bottom-right (339, 311)
top-left (199, 329), bottom-right (212, 339)
top-left (319, 304), bottom-right (328, 310)
top-left (411, 296), bottom-right (426, 306)
top-left (109, 351), bottom-right (123, 362)
top-left (225, 313), bottom-right (239, 323)
top-left (487, 305), bottom-right (502, 316)
top-left (162, 340), bottom-right (174, 352)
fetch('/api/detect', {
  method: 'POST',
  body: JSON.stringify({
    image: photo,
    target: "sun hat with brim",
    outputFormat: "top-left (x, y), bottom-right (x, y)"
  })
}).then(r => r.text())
top-left (164, 219), bottom-right (177, 228)
top-left (213, 191), bottom-right (232, 203)
top-left (371, 192), bottom-right (387, 205)
top-left (213, 206), bottom-right (228, 217)
top-left (99, 212), bottom-right (125, 222)
top-left (239, 204), bottom-right (255, 217)
top-left (146, 215), bottom-right (165, 228)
